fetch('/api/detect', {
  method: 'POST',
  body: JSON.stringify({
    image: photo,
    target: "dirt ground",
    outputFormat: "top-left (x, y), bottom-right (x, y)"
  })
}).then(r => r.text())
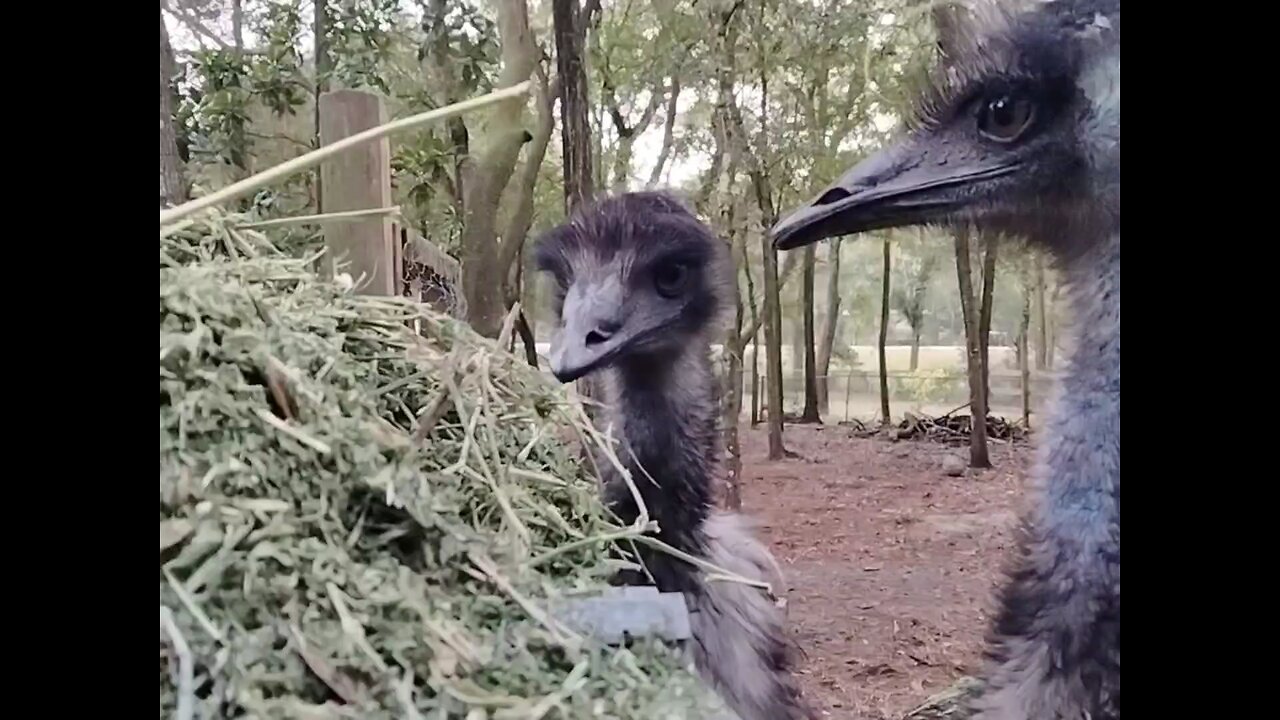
top-left (737, 424), bottom-right (1032, 720)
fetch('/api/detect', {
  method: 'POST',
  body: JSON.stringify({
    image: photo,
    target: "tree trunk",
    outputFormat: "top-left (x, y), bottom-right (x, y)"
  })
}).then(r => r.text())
top-left (603, 82), bottom-right (662, 192)
top-left (314, 0), bottom-right (331, 212)
top-left (1019, 267), bottom-right (1032, 428)
top-left (459, 0), bottom-right (537, 338)
top-left (553, 0), bottom-right (594, 214)
top-left (232, 0), bottom-right (245, 49)
top-left (742, 230), bottom-right (761, 427)
top-left (800, 245), bottom-right (821, 422)
top-left (714, 0), bottom-right (785, 458)
top-left (737, 250), bottom-right (801, 348)
top-left (159, 12), bottom-right (187, 209)
top-left (226, 0), bottom-right (248, 176)
top-left (723, 300), bottom-right (745, 509)
top-left (647, 76), bottom-right (681, 187)
top-left (790, 309), bottom-right (804, 375)
top-left (909, 330), bottom-right (921, 372)
top-left (1034, 252), bottom-right (1048, 370)
top-left (750, 330), bottom-right (761, 426)
top-left (1047, 280), bottom-right (1060, 369)
top-left (763, 231), bottom-right (786, 457)
top-left (499, 69), bottom-right (556, 315)
top-left (816, 239), bottom-right (841, 414)
top-left (978, 234), bottom-right (998, 409)
top-left (722, 199), bottom-right (746, 511)
top-left (954, 227), bottom-right (991, 468)
top-left (878, 238), bottom-right (891, 425)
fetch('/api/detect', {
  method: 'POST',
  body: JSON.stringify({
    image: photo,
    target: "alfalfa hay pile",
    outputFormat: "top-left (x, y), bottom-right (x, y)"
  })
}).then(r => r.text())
top-left (159, 212), bottom-right (730, 719)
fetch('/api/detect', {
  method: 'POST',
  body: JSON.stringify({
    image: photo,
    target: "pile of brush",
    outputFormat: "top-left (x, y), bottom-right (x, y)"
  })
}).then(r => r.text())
top-left (159, 212), bottom-right (728, 718)
top-left (892, 411), bottom-right (1028, 444)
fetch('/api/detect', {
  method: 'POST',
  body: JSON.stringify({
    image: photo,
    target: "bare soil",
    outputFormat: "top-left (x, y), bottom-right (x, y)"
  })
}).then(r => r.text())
top-left (737, 424), bottom-right (1032, 720)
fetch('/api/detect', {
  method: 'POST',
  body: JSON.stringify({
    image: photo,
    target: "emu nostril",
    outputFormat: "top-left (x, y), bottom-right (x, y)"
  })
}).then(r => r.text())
top-left (814, 187), bottom-right (852, 206)
top-left (585, 319), bottom-right (621, 346)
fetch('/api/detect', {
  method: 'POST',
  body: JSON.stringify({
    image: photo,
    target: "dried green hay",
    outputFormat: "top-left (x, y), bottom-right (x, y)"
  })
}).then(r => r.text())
top-left (159, 211), bottom-right (733, 719)
top-left (901, 677), bottom-right (982, 720)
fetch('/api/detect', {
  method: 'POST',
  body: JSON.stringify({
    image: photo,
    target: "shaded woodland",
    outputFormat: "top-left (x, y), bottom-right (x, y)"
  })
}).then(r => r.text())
top-left (161, 0), bottom-right (1068, 497)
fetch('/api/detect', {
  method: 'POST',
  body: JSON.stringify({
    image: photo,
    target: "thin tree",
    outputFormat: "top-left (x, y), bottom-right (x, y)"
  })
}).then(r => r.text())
top-left (878, 238), bottom-right (892, 425)
top-left (816, 239), bottom-right (841, 414)
top-left (1019, 261), bottom-right (1032, 428)
top-left (553, 0), bottom-right (595, 213)
top-left (720, 190), bottom-right (746, 510)
top-left (1034, 252), bottom-right (1048, 370)
top-left (978, 234), bottom-right (999, 408)
top-left (501, 63), bottom-right (558, 367)
top-left (159, 11), bottom-right (187, 208)
top-left (714, 0), bottom-right (786, 459)
top-left (743, 236), bottom-right (762, 427)
top-left (954, 226), bottom-right (991, 468)
top-left (313, 0), bottom-right (331, 211)
top-left (646, 75), bottom-right (682, 187)
top-left (893, 238), bottom-right (939, 372)
top-left (554, 0), bottom-right (600, 404)
top-left (799, 245), bottom-right (822, 421)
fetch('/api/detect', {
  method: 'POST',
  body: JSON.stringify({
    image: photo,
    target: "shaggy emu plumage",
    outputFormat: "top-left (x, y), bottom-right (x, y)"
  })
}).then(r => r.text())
top-left (771, 1), bottom-right (1120, 718)
top-left (535, 192), bottom-right (814, 720)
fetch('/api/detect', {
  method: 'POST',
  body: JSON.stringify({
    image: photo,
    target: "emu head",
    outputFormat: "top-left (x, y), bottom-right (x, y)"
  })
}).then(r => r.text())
top-left (534, 192), bottom-right (733, 383)
top-left (772, 0), bottom-right (1119, 257)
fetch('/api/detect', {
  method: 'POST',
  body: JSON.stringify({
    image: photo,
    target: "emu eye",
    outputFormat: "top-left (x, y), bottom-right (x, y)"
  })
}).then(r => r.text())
top-left (977, 93), bottom-right (1036, 143)
top-left (653, 261), bottom-right (689, 299)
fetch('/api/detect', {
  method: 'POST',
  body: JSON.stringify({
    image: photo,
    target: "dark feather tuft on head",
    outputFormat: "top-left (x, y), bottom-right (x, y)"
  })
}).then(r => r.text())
top-left (533, 190), bottom-right (731, 329)
top-left (906, 0), bottom-right (1118, 133)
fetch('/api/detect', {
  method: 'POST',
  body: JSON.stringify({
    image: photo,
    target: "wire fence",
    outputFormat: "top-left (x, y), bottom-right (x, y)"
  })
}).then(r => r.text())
top-left (735, 369), bottom-right (1055, 425)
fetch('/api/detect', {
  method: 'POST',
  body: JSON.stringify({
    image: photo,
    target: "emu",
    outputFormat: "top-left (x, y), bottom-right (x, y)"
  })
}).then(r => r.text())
top-left (771, 1), bottom-right (1120, 719)
top-left (535, 192), bottom-right (813, 720)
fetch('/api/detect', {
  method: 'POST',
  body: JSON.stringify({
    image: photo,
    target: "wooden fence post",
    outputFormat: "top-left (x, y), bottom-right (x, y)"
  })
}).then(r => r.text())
top-left (318, 89), bottom-right (397, 296)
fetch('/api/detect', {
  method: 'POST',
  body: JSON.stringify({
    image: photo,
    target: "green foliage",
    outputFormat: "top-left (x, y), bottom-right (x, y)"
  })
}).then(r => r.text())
top-left (326, 0), bottom-right (402, 92)
top-left (161, 0), bottom-right (1055, 351)
top-left (251, 0), bottom-right (309, 114)
top-left (890, 230), bottom-right (942, 334)
top-left (418, 1), bottom-right (500, 96)
top-left (896, 368), bottom-right (965, 404)
top-left (185, 49), bottom-right (253, 169)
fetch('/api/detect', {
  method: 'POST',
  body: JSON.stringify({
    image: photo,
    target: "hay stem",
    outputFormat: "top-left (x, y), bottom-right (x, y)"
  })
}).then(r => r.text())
top-left (469, 552), bottom-right (580, 648)
top-left (326, 582), bottom-right (389, 673)
top-left (159, 82), bottom-right (531, 226)
top-left (631, 535), bottom-right (773, 592)
top-left (528, 525), bottom-right (650, 568)
top-left (162, 567), bottom-right (225, 643)
top-left (255, 409), bottom-right (332, 454)
top-left (159, 605), bottom-right (195, 720)
top-left (233, 205), bottom-right (401, 230)
top-left (496, 659), bottom-right (590, 720)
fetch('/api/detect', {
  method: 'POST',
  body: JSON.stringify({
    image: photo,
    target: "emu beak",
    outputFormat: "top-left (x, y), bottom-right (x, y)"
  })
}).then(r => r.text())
top-left (771, 141), bottom-right (1019, 250)
top-left (548, 276), bottom-right (629, 384)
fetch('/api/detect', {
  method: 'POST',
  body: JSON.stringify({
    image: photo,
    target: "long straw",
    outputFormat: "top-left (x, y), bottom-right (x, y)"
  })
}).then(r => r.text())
top-left (160, 81), bottom-right (532, 227)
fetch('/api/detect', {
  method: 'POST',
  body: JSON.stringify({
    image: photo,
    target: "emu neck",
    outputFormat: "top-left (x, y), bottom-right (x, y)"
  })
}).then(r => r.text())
top-left (1038, 230), bottom-right (1120, 550)
top-left (599, 340), bottom-right (718, 560)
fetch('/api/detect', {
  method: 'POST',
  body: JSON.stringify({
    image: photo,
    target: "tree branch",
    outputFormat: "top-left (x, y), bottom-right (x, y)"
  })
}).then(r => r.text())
top-left (459, 0), bottom-right (539, 337)
top-left (736, 252), bottom-right (799, 350)
top-left (498, 64), bottom-right (557, 297)
top-left (161, 0), bottom-right (231, 50)
top-left (646, 74), bottom-right (681, 187)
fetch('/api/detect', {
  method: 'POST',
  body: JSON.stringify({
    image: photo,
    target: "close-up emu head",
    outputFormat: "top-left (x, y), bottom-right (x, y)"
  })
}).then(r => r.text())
top-left (772, 0), bottom-right (1119, 257)
top-left (534, 191), bottom-right (732, 383)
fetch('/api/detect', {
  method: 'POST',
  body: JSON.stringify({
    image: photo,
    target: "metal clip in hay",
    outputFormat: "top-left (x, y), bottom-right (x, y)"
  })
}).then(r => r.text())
top-left (553, 586), bottom-right (693, 645)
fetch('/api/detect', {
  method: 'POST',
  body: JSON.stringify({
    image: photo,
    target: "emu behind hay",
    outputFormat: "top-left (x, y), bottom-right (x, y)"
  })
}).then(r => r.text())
top-left (159, 212), bottom-right (731, 718)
